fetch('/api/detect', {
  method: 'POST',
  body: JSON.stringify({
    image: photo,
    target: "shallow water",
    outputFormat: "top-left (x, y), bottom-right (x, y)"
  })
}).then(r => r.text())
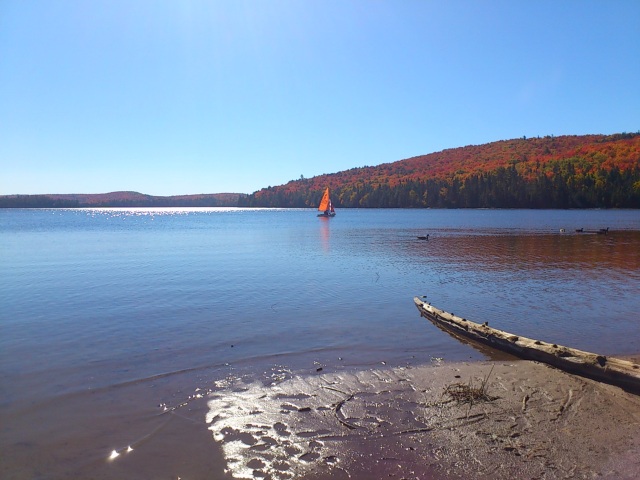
top-left (1, 207), bottom-right (639, 478)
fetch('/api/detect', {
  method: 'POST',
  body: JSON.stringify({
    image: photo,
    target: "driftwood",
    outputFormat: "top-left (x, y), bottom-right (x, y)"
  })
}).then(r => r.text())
top-left (413, 297), bottom-right (640, 394)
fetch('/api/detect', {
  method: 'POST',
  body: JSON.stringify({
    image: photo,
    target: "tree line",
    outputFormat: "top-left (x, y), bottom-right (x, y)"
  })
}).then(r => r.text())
top-left (0, 193), bottom-right (243, 208)
top-left (239, 161), bottom-right (640, 209)
top-left (4, 134), bottom-right (639, 209)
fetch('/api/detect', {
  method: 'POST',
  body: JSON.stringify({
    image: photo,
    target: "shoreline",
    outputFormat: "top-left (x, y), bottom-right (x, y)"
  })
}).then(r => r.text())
top-left (204, 357), bottom-right (640, 479)
top-left (2, 356), bottom-right (640, 479)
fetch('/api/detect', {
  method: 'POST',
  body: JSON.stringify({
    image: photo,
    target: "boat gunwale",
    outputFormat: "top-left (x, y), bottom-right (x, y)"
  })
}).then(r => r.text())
top-left (413, 296), bottom-right (640, 394)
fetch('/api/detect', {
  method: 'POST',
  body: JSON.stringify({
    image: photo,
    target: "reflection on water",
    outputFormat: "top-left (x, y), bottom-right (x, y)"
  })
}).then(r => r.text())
top-left (319, 217), bottom-right (331, 253)
top-left (1, 208), bottom-right (639, 479)
top-left (403, 230), bottom-right (639, 274)
top-left (393, 230), bottom-right (640, 348)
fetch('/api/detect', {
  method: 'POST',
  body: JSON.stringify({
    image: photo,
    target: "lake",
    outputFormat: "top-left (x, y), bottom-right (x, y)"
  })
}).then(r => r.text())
top-left (1, 208), bottom-right (639, 478)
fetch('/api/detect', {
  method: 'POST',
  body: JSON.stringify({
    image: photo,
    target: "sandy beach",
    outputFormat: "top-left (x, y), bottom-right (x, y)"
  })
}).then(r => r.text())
top-left (201, 357), bottom-right (640, 480)
top-left (3, 356), bottom-right (640, 480)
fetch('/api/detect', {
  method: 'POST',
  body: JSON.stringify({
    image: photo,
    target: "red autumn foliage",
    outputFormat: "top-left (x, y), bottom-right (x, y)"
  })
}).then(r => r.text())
top-left (253, 133), bottom-right (640, 198)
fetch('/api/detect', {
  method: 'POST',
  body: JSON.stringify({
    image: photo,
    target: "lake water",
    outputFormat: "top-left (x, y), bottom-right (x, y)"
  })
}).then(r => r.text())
top-left (1, 208), bottom-right (639, 478)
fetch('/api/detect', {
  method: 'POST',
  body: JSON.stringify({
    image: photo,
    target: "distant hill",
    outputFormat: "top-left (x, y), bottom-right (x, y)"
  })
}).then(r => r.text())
top-left (239, 133), bottom-right (640, 208)
top-left (3, 133), bottom-right (639, 209)
top-left (0, 191), bottom-right (244, 208)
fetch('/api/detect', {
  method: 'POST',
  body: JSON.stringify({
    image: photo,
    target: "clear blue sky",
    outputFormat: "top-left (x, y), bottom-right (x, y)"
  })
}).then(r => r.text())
top-left (1, 1), bottom-right (639, 196)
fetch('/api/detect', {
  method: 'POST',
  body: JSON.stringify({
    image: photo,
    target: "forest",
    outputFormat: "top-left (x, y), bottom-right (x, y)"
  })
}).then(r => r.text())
top-left (0, 192), bottom-right (243, 208)
top-left (3, 133), bottom-right (639, 209)
top-left (239, 133), bottom-right (640, 209)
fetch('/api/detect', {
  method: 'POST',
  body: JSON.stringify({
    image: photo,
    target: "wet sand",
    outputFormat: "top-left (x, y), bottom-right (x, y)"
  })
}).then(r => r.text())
top-left (0, 374), bottom-right (232, 480)
top-left (2, 358), bottom-right (640, 479)
top-left (207, 358), bottom-right (640, 479)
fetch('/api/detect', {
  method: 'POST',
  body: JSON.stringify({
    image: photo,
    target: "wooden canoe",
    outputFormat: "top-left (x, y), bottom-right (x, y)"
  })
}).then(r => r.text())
top-left (413, 296), bottom-right (640, 393)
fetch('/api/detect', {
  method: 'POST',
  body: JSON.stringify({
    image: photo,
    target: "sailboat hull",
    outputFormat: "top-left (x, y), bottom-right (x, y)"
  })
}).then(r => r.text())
top-left (317, 212), bottom-right (336, 217)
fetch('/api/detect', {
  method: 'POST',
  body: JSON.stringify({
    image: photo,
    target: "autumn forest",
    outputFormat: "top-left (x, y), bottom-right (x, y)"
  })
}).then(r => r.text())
top-left (2, 133), bottom-right (639, 209)
top-left (240, 133), bottom-right (640, 209)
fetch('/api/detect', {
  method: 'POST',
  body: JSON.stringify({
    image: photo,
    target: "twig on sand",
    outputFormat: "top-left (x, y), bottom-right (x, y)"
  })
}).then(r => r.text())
top-left (334, 393), bottom-right (358, 430)
top-left (444, 365), bottom-right (497, 410)
top-left (321, 385), bottom-right (360, 430)
top-left (321, 385), bottom-right (350, 396)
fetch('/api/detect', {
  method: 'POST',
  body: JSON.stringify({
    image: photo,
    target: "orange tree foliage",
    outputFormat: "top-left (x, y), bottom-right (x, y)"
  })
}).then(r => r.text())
top-left (240, 133), bottom-right (640, 208)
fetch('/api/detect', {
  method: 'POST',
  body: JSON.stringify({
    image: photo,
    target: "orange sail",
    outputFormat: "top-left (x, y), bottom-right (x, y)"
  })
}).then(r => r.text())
top-left (318, 188), bottom-right (330, 212)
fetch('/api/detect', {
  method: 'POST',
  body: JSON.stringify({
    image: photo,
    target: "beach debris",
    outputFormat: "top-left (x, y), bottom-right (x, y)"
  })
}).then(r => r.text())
top-left (444, 366), bottom-right (496, 405)
top-left (334, 393), bottom-right (358, 430)
top-left (414, 297), bottom-right (640, 393)
top-left (445, 382), bottom-right (493, 404)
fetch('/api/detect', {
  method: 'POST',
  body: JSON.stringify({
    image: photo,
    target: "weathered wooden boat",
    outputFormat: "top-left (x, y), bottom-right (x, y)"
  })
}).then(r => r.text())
top-left (414, 296), bottom-right (640, 393)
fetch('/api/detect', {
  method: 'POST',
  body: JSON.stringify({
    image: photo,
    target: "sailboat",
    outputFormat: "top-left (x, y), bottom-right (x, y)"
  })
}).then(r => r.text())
top-left (317, 187), bottom-right (336, 217)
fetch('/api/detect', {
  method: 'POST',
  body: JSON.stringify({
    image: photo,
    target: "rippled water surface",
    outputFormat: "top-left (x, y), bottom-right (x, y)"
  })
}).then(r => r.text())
top-left (1, 207), bottom-right (639, 478)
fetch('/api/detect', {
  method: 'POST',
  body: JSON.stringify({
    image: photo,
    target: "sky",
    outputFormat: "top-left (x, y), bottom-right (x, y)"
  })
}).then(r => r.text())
top-left (1, 1), bottom-right (639, 196)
